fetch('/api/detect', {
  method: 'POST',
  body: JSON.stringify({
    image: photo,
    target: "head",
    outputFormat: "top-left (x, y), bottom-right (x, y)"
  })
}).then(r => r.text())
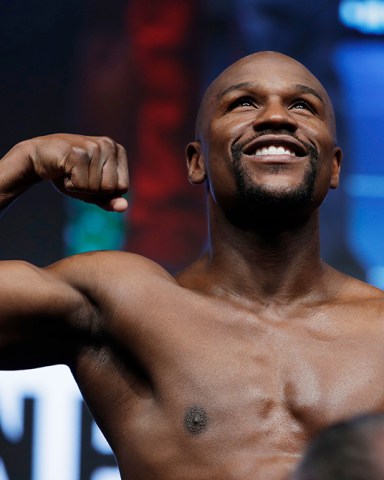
top-left (186, 51), bottom-right (342, 227)
top-left (293, 413), bottom-right (384, 480)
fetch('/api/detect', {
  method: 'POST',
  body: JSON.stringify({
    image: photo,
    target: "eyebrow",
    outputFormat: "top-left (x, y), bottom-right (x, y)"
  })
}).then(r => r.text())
top-left (294, 84), bottom-right (325, 105)
top-left (216, 81), bottom-right (325, 105)
top-left (216, 82), bottom-right (255, 100)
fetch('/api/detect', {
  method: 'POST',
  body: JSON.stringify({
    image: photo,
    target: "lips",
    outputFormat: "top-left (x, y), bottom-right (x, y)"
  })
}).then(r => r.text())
top-left (243, 135), bottom-right (308, 158)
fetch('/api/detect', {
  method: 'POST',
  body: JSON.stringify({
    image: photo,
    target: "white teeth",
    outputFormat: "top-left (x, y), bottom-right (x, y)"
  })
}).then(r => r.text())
top-left (255, 145), bottom-right (294, 156)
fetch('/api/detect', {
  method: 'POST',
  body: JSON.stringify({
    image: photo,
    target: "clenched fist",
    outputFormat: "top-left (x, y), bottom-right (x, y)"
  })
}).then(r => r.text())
top-left (30, 134), bottom-right (129, 212)
top-left (10, 133), bottom-right (129, 212)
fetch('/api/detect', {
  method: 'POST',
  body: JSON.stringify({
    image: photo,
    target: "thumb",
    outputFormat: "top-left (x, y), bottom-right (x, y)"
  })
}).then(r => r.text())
top-left (101, 196), bottom-right (128, 212)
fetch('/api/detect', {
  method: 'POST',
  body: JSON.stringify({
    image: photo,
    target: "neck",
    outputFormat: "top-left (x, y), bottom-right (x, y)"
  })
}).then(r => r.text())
top-left (204, 202), bottom-right (326, 304)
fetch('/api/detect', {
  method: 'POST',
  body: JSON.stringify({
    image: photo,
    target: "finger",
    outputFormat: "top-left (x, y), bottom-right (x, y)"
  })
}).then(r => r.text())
top-left (52, 181), bottom-right (128, 212)
top-left (100, 155), bottom-right (119, 194)
top-left (95, 137), bottom-right (121, 194)
top-left (116, 144), bottom-right (129, 193)
top-left (65, 137), bottom-right (116, 194)
top-left (63, 147), bottom-right (92, 192)
top-left (87, 141), bottom-right (104, 192)
top-left (97, 137), bottom-right (121, 193)
top-left (100, 196), bottom-right (129, 212)
top-left (81, 194), bottom-right (128, 212)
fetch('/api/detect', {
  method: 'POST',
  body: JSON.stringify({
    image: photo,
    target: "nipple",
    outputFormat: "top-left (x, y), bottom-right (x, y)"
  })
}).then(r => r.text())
top-left (184, 406), bottom-right (208, 436)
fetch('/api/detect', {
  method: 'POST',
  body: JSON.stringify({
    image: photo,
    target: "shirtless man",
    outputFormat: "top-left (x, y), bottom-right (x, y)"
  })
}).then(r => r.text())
top-left (1, 51), bottom-right (383, 480)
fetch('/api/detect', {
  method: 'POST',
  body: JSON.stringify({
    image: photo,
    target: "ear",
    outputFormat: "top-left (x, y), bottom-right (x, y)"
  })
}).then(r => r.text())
top-left (185, 141), bottom-right (207, 184)
top-left (330, 146), bottom-right (343, 189)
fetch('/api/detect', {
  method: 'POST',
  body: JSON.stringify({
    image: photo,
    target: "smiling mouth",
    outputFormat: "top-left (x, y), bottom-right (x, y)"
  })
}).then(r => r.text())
top-left (242, 136), bottom-right (308, 158)
top-left (254, 145), bottom-right (296, 157)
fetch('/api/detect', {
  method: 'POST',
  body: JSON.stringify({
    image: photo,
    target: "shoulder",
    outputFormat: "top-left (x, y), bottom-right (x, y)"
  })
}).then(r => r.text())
top-left (46, 250), bottom-right (176, 292)
top-left (341, 274), bottom-right (384, 301)
top-left (331, 269), bottom-right (384, 317)
top-left (44, 251), bottom-right (180, 329)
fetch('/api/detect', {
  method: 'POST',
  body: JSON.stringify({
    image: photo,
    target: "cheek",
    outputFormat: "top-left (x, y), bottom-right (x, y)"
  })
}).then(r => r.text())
top-left (206, 154), bottom-right (237, 199)
top-left (209, 116), bottom-right (252, 147)
top-left (203, 142), bottom-right (238, 206)
top-left (312, 148), bottom-right (338, 198)
top-left (306, 121), bottom-right (335, 151)
top-left (203, 124), bottom-right (234, 176)
top-left (205, 121), bottom-right (248, 170)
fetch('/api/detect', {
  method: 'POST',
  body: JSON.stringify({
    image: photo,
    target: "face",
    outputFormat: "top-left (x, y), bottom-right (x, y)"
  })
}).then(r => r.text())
top-left (187, 52), bottom-right (342, 222)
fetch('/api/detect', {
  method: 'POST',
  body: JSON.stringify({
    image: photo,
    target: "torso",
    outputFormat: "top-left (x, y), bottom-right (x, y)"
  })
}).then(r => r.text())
top-left (69, 252), bottom-right (384, 480)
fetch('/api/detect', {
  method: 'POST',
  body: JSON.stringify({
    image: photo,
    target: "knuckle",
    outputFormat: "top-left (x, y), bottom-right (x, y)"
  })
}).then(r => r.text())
top-left (72, 146), bottom-right (93, 163)
top-left (99, 136), bottom-right (117, 150)
top-left (85, 140), bottom-right (100, 157)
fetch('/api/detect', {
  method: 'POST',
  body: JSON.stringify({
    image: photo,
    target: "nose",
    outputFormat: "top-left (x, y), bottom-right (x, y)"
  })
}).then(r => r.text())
top-left (252, 99), bottom-right (297, 133)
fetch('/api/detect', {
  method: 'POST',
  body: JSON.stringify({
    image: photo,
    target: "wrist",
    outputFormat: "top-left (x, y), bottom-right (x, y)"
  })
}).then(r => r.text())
top-left (0, 139), bottom-right (41, 201)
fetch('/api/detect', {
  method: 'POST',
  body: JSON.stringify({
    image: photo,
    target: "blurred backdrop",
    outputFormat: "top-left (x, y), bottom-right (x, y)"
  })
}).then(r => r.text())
top-left (1, 0), bottom-right (384, 479)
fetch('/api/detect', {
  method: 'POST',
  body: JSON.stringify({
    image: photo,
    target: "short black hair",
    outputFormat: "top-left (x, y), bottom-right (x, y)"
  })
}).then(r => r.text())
top-left (293, 413), bottom-right (384, 480)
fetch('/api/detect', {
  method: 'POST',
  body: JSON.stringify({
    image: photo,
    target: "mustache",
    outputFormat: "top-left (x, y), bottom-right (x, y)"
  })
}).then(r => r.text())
top-left (231, 130), bottom-right (319, 160)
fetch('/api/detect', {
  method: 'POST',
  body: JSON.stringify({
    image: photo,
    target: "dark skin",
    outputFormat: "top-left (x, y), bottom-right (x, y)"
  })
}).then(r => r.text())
top-left (1, 51), bottom-right (384, 480)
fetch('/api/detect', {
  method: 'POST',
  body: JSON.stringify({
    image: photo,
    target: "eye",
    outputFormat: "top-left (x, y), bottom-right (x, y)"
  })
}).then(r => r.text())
top-left (228, 96), bottom-right (256, 110)
top-left (290, 100), bottom-right (316, 114)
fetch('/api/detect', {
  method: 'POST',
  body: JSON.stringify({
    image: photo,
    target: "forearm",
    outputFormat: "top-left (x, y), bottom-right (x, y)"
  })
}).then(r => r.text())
top-left (0, 139), bottom-right (40, 213)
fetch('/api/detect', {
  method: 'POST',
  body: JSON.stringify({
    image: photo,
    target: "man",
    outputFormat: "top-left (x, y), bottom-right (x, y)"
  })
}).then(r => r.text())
top-left (293, 413), bottom-right (384, 479)
top-left (1, 51), bottom-right (383, 480)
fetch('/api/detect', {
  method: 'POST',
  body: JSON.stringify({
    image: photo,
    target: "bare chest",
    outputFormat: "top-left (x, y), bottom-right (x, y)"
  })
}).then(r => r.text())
top-left (157, 316), bottom-right (384, 432)
top-left (108, 298), bottom-right (384, 440)
top-left (75, 296), bottom-right (384, 479)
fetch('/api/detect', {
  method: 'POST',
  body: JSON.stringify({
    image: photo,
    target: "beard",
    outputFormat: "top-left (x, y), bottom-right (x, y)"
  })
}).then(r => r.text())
top-left (231, 131), bottom-right (319, 216)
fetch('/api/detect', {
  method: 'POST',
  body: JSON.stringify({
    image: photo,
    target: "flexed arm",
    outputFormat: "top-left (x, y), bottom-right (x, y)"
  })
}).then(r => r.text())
top-left (0, 134), bottom-right (129, 369)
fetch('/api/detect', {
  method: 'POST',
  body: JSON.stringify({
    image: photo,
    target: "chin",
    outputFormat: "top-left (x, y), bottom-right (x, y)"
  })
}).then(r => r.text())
top-left (234, 157), bottom-right (317, 211)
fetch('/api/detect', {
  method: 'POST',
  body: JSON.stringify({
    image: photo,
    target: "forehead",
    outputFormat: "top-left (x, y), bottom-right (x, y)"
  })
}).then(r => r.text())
top-left (202, 52), bottom-right (331, 114)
